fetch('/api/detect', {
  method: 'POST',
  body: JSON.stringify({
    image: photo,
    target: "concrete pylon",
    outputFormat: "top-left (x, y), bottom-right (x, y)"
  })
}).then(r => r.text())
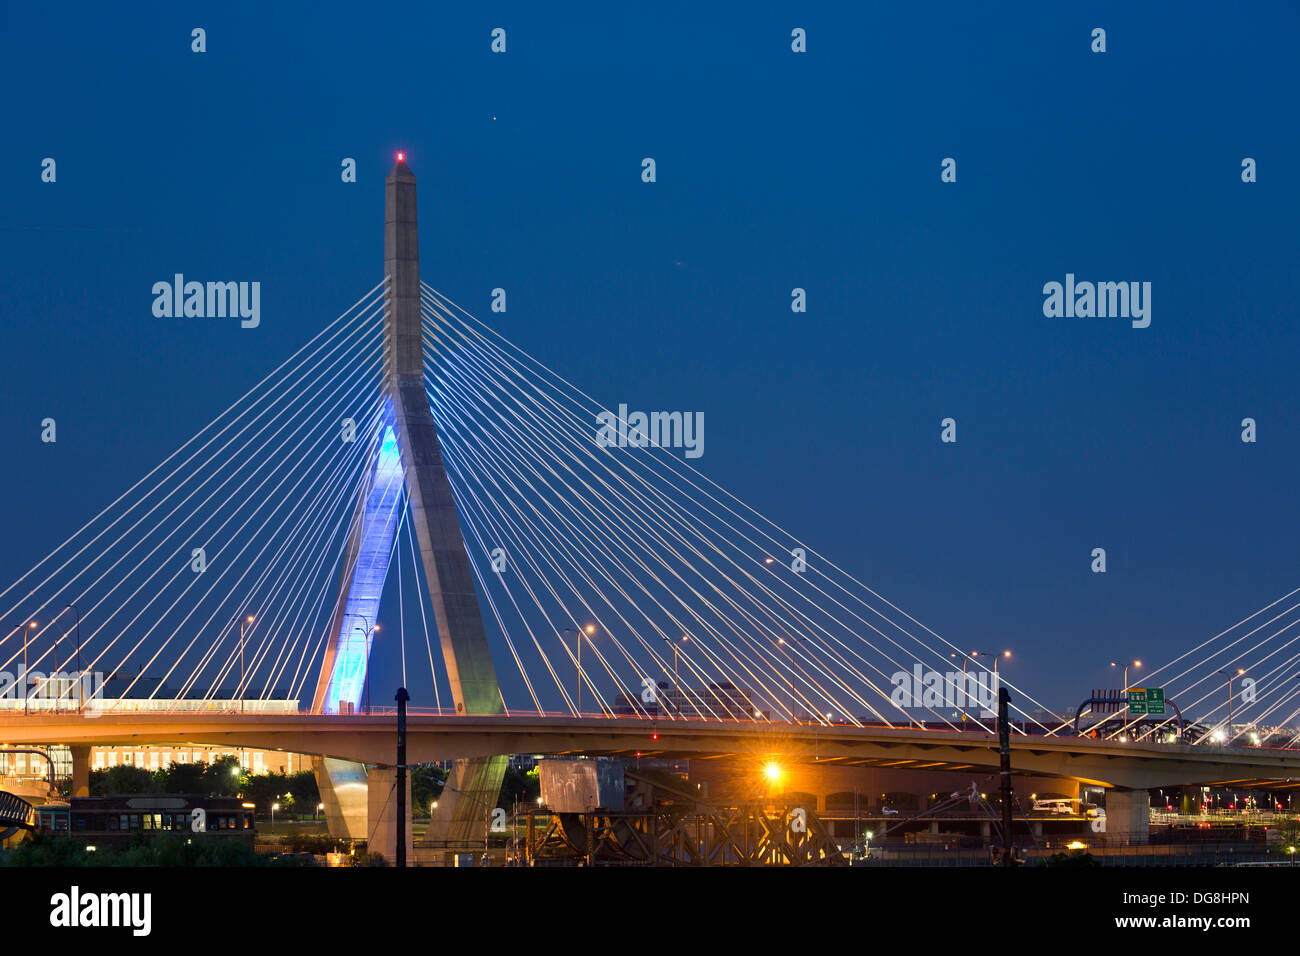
top-left (367, 766), bottom-right (414, 863)
top-left (69, 745), bottom-right (90, 798)
top-left (1104, 789), bottom-right (1151, 845)
top-left (312, 157), bottom-right (507, 851)
top-left (314, 756), bottom-right (367, 839)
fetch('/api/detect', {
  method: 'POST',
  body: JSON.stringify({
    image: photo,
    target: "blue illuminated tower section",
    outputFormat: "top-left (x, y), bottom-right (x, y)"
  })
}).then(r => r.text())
top-left (315, 424), bottom-right (403, 713)
top-left (313, 157), bottom-right (507, 845)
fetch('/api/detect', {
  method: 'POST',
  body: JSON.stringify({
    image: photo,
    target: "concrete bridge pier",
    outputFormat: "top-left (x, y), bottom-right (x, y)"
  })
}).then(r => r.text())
top-left (366, 766), bottom-right (413, 864)
top-left (1104, 789), bottom-right (1151, 844)
top-left (69, 745), bottom-right (90, 797)
top-left (314, 757), bottom-right (413, 864)
top-left (315, 757), bottom-right (368, 840)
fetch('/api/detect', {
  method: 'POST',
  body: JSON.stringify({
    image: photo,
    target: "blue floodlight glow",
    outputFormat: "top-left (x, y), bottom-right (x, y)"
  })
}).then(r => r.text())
top-left (321, 418), bottom-right (406, 714)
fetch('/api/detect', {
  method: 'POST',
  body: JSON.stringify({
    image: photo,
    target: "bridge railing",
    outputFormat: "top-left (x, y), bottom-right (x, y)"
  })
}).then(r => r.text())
top-left (0, 790), bottom-right (37, 830)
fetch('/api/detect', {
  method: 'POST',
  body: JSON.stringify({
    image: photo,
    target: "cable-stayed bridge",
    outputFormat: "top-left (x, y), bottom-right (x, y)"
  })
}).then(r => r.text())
top-left (4, 159), bottom-right (1300, 853)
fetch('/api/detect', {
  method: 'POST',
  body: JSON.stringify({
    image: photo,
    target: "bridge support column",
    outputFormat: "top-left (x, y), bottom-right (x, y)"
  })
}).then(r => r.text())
top-left (1104, 789), bottom-right (1151, 845)
top-left (70, 745), bottom-right (90, 798)
top-left (314, 757), bottom-right (368, 840)
top-left (367, 766), bottom-right (413, 865)
top-left (427, 754), bottom-right (508, 845)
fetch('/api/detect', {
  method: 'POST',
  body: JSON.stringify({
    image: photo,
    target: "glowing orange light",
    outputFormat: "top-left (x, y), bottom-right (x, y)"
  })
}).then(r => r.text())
top-left (397, 152), bottom-right (405, 161)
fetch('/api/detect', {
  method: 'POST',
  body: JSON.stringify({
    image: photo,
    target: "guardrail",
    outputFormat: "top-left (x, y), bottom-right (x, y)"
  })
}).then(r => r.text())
top-left (0, 790), bottom-right (37, 830)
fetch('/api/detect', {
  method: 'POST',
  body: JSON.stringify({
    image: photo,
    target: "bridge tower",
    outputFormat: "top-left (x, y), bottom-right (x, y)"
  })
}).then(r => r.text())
top-left (311, 158), bottom-right (508, 855)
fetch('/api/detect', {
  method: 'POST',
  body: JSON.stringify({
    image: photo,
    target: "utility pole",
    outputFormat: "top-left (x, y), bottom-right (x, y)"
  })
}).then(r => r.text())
top-left (997, 686), bottom-right (1015, 866)
top-left (395, 686), bottom-right (409, 868)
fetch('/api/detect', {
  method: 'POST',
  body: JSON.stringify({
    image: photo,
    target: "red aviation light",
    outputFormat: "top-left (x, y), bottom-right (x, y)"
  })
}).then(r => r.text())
top-left (397, 152), bottom-right (405, 161)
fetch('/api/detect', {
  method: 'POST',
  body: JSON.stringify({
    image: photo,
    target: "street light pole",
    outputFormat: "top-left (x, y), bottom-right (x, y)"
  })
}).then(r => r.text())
top-left (68, 605), bottom-right (84, 711)
top-left (564, 626), bottom-right (596, 715)
top-left (661, 635), bottom-right (687, 717)
top-left (963, 650), bottom-right (1010, 728)
top-left (1218, 668), bottom-right (1245, 735)
top-left (1110, 659), bottom-right (1141, 735)
top-left (18, 622), bottom-right (37, 716)
top-left (778, 638), bottom-right (794, 722)
top-left (354, 618), bottom-right (379, 714)
top-left (675, 636), bottom-right (687, 716)
top-left (950, 652), bottom-right (969, 724)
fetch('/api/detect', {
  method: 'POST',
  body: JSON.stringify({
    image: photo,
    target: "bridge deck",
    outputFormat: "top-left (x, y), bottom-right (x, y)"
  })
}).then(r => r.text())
top-left (3, 713), bottom-right (1299, 789)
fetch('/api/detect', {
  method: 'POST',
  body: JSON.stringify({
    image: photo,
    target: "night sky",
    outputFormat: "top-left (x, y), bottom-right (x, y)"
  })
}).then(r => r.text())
top-left (2, 2), bottom-right (1298, 710)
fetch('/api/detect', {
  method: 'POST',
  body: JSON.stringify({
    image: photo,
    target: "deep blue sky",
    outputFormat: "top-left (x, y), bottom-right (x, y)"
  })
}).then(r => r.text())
top-left (2, 2), bottom-right (1298, 709)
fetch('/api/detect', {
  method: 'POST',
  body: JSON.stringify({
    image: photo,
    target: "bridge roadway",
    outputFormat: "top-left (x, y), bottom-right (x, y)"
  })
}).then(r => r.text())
top-left (4, 712), bottom-right (1300, 790)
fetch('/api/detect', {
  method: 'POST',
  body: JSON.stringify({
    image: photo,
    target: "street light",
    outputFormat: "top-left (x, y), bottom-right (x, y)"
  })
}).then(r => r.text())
top-left (949, 652), bottom-right (971, 724)
top-left (15, 622), bottom-right (37, 715)
top-left (952, 649), bottom-right (1010, 726)
top-left (970, 649), bottom-right (1011, 680)
top-left (66, 604), bottom-right (84, 711)
top-left (355, 619), bottom-right (379, 713)
top-left (1217, 667), bottom-right (1246, 733)
top-left (238, 615), bottom-right (255, 713)
top-left (1110, 659), bottom-right (1142, 732)
top-left (662, 635), bottom-right (688, 716)
top-left (564, 625), bottom-right (596, 714)
top-left (778, 637), bottom-right (797, 722)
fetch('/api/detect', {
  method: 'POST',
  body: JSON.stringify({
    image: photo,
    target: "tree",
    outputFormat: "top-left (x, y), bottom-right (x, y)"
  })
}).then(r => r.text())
top-left (160, 761), bottom-right (206, 794)
top-left (203, 755), bottom-right (245, 796)
top-left (1275, 815), bottom-right (1300, 852)
top-left (89, 764), bottom-right (157, 796)
top-left (497, 764), bottom-right (540, 807)
top-left (243, 771), bottom-right (293, 815)
top-left (411, 765), bottom-right (448, 816)
top-left (287, 770), bottom-right (319, 811)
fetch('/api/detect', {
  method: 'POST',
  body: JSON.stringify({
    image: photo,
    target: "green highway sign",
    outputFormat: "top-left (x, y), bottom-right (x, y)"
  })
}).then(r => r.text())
top-left (1127, 687), bottom-right (1165, 716)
